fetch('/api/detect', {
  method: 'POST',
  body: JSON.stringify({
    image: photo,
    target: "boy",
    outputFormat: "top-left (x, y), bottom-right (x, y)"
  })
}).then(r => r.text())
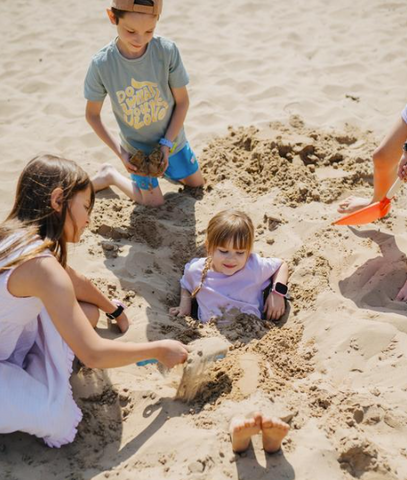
top-left (85, 0), bottom-right (204, 207)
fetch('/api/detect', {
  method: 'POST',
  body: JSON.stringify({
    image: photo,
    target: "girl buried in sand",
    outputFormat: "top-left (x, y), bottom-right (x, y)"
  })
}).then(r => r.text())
top-left (170, 209), bottom-right (289, 322)
top-left (0, 155), bottom-right (188, 447)
top-left (170, 210), bottom-right (290, 453)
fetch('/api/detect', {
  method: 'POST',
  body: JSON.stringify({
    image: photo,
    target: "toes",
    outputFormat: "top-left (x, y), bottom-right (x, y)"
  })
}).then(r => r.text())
top-left (253, 412), bottom-right (262, 426)
top-left (261, 417), bottom-right (275, 429)
top-left (229, 417), bottom-right (246, 433)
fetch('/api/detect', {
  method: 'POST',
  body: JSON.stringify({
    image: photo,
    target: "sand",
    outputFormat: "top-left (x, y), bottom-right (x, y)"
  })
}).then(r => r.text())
top-left (1, 0), bottom-right (407, 479)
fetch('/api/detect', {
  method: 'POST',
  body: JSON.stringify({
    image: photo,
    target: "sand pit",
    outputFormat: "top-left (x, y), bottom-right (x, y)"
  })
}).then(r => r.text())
top-left (2, 0), bottom-right (407, 479)
top-left (72, 123), bottom-right (407, 480)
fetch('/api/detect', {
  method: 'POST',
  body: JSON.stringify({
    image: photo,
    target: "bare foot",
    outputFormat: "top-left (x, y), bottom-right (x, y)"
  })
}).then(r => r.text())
top-left (230, 412), bottom-right (262, 453)
top-left (261, 416), bottom-right (290, 453)
top-left (337, 196), bottom-right (372, 214)
top-left (91, 163), bottom-right (118, 192)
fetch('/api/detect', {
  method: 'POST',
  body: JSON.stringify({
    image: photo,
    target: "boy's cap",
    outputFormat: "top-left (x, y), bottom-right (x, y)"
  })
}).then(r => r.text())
top-left (111, 0), bottom-right (162, 15)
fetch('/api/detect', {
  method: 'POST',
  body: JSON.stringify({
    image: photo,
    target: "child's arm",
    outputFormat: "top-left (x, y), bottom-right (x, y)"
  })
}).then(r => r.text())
top-left (264, 261), bottom-right (289, 321)
top-left (9, 256), bottom-right (189, 369)
top-left (169, 288), bottom-right (192, 317)
top-left (160, 86), bottom-right (190, 169)
top-left (86, 100), bottom-right (139, 175)
top-left (66, 265), bottom-right (129, 333)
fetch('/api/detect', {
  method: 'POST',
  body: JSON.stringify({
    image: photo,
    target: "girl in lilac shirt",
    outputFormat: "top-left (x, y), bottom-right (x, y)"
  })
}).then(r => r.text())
top-left (170, 210), bottom-right (289, 322)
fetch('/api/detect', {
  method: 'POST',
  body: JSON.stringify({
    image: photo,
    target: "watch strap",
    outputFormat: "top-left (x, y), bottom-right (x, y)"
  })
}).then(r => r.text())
top-left (106, 300), bottom-right (125, 320)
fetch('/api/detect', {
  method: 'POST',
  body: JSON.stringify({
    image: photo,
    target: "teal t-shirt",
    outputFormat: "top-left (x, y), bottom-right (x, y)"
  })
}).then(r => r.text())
top-left (84, 36), bottom-right (189, 155)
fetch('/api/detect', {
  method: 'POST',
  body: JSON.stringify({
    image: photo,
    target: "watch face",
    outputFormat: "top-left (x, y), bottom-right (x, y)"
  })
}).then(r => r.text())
top-left (275, 282), bottom-right (288, 295)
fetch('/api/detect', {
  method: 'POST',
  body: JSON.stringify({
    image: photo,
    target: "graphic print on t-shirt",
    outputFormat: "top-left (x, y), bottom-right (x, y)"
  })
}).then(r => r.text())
top-left (116, 79), bottom-right (169, 130)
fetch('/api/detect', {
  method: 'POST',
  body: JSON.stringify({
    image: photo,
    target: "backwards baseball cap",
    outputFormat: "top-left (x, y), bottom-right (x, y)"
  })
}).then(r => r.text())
top-left (111, 0), bottom-right (162, 15)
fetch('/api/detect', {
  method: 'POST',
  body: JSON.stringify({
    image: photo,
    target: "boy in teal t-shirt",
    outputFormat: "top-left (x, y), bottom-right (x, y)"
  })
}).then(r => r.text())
top-left (86, 0), bottom-right (204, 207)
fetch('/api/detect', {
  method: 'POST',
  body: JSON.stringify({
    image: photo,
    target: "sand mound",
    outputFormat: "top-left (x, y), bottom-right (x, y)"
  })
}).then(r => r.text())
top-left (200, 119), bottom-right (377, 207)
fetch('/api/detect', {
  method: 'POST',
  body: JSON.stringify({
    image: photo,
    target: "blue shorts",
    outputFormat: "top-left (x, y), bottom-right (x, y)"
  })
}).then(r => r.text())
top-left (131, 142), bottom-right (199, 191)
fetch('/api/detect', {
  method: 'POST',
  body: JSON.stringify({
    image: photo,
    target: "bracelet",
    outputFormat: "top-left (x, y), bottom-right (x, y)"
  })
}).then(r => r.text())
top-left (106, 299), bottom-right (126, 320)
top-left (159, 137), bottom-right (174, 149)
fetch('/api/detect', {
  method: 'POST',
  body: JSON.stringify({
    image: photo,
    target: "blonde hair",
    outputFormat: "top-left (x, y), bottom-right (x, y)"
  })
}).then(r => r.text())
top-left (0, 154), bottom-right (94, 273)
top-left (191, 210), bottom-right (254, 298)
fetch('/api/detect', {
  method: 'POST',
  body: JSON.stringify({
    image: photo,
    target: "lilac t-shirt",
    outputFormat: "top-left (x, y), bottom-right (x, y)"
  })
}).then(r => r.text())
top-left (180, 253), bottom-right (283, 322)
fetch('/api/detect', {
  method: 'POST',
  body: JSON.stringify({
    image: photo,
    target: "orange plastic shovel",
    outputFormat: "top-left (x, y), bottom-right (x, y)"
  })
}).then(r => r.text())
top-left (333, 177), bottom-right (403, 226)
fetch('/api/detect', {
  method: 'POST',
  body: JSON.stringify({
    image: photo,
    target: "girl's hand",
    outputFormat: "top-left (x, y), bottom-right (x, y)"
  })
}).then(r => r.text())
top-left (395, 279), bottom-right (407, 301)
top-left (169, 305), bottom-right (191, 317)
top-left (115, 310), bottom-right (131, 333)
top-left (397, 152), bottom-right (407, 181)
top-left (155, 339), bottom-right (189, 368)
top-left (160, 145), bottom-right (170, 175)
top-left (264, 291), bottom-right (286, 321)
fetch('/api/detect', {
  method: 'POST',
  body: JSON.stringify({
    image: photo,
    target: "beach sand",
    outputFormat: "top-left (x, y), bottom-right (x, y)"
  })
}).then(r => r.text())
top-left (1, 0), bottom-right (407, 479)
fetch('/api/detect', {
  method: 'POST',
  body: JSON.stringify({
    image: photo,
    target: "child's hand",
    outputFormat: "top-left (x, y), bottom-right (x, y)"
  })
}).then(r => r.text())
top-left (169, 305), bottom-right (191, 317)
top-left (155, 339), bottom-right (189, 368)
top-left (160, 145), bottom-right (170, 175)
top-left (395, 279), bottom-right (407, 301)
top-left (398, 152), bottom-right (407, 181)
top-left (115, 310), bottom-right (131, 334)
top-left (119, 146), bottom-right (149, 176)
top-left (264, 292), bottom-right (286, 321)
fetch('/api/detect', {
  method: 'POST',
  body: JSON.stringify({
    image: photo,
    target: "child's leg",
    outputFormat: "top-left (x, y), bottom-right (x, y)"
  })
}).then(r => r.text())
top-left (261, 415), bottom-right (290, 453)
top-left (79, 301), bottom-right (100, 328)
top-left (338, 117), bottom-right (407, 213)
top-left (91, 163), bottom-right (164, 206)
top-left (165, 143), bottom-right (205, 188)
top-left (180, 169), bottom-right (205, 188)
top-left (229, 412), bottom-right (262, 453)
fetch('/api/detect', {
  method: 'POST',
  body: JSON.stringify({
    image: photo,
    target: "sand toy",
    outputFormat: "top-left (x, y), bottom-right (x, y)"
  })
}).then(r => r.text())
top-left (137, 337), bottom-right (229, 402)
top-left (333, 177), bottom-right (402, 226)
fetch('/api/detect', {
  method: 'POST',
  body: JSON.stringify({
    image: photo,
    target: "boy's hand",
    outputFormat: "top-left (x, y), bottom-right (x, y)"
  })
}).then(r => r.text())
top-left (264, 291), bottom-right (285, 321)
top-left (120, 147), bottom-right (140, 175)
top-left (160, 145), bottom-right (170, 175)
top-left (397, 152), bottom-right (407, 181)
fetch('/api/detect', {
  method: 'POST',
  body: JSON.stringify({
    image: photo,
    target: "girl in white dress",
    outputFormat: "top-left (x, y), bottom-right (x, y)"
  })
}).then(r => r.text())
top-left (0, 154), bottom-right (188, 447)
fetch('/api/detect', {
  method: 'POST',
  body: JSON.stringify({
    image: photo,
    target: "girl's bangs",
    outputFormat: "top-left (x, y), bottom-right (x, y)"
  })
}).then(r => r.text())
top-left (213, 227), bottom-right (252, 252)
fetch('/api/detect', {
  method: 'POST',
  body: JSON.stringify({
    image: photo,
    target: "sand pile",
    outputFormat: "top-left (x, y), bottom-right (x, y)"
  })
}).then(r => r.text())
top-left (200, 118), bottom-right (378, 207)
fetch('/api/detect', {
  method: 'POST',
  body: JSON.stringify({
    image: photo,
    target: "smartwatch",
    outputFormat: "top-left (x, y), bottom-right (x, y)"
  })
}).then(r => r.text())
top-left (106, 300), bottom-right (125, 320)
top-left (272, 282), bottom-right (289, 298)
top-left (403, 142), bottom-right (407, 153)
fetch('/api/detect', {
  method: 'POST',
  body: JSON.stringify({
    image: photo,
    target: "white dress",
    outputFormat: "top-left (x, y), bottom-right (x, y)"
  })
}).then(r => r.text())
top-left (0, 236), bottom-right (82, 447)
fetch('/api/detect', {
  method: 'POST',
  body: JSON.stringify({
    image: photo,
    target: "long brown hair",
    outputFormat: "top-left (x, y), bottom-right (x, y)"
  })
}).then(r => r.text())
top-left (191, 210), bottom-right (254, 298)
top-left (0, 154), bottom-right (95, 272)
